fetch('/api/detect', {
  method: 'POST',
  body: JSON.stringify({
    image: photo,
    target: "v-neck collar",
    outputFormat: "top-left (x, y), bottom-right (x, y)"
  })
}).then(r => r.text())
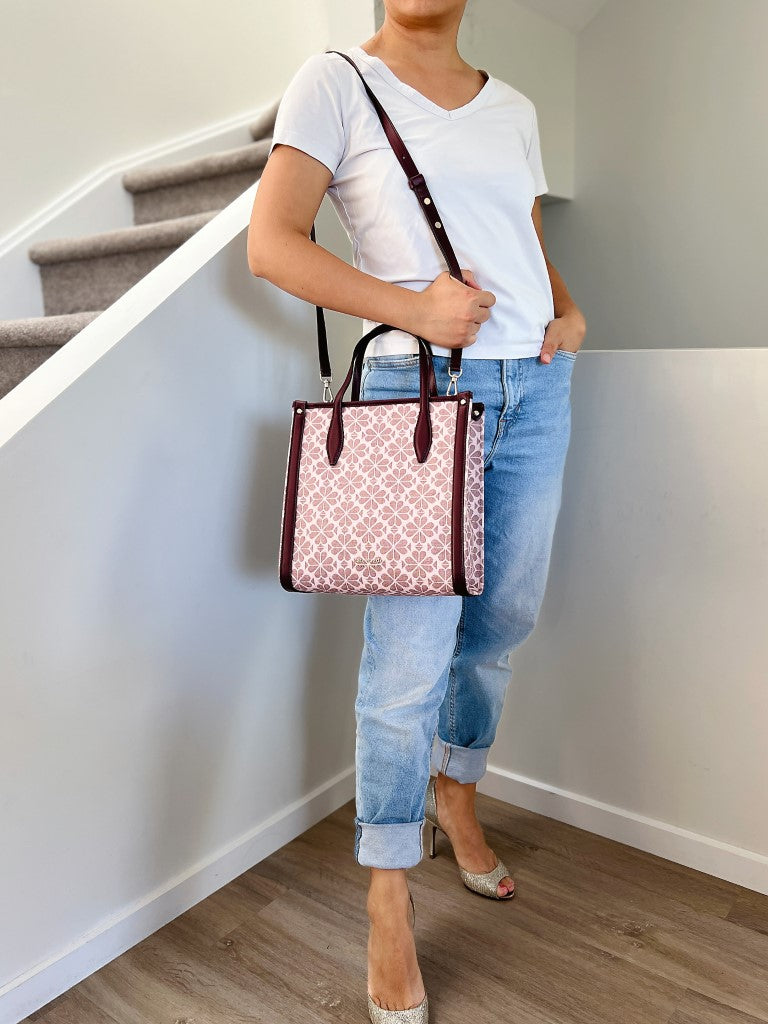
top-left (347, 45), bottom-right (494, 120)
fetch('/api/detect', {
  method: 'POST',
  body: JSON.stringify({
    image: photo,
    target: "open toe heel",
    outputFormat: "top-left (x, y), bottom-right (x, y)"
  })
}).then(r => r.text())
top-left (424, 774), bottom-right (516, 901)
top-left (367, 891), bottom-right (429, 1023)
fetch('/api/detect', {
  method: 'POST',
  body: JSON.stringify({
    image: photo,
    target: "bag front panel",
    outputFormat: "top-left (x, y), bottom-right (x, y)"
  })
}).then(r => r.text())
top-left (290, 400), bottom-right (461, 595)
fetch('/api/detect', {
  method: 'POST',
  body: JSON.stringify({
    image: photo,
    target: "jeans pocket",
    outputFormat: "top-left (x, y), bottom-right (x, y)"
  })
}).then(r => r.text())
top-left (363, 353), bottom-right (421, 370)
top-left (554, 348), bottom-right (578, 360)
top-left (361, 353), bottom-right (422, 400)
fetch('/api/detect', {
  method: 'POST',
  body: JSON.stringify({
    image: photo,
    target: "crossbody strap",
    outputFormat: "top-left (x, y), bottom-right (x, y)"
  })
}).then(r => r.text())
top-left (310, 49), bottom-right (480, 389)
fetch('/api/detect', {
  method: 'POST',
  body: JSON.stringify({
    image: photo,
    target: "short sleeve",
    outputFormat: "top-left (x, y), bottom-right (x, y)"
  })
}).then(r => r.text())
top-left (526, 104), bottom-right (548, 197)
top-left (269, 53), bottom-right (347, 179)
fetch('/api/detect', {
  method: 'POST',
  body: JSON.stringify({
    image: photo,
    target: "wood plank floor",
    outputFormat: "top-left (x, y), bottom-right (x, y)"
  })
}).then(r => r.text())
top-left (25, 793), bottom-right (768, 1023)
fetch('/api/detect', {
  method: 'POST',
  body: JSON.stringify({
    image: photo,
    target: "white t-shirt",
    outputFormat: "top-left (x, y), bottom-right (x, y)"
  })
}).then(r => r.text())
top-left (269, 45), bottom-right (554, 359)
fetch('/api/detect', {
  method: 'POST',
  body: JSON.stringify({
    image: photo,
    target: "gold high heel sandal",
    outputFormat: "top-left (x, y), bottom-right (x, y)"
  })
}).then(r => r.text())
top-left (367, 889), bottom-right (429, 1023)
top-left (424, 773), bottom-right (516, 900)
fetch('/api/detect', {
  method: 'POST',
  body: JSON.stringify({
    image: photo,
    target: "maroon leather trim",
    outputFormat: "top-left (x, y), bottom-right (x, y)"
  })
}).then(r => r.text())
top-left (279, 401), bottom-right (307, 591)
top-left (451, 399), bottom-right (471, 596)
top-left (305, 393), bottom-right (483, 411)
top-left (413, 393), bottom-right (433, 463)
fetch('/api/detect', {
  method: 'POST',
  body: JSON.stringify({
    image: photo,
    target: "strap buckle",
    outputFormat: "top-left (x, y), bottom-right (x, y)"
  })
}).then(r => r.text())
top-left (320, 375), bottom-right (333, 402)
top-left (446, 367), bottom-right (463, 397)
top-left (408, 173), bottom-right (426, 191)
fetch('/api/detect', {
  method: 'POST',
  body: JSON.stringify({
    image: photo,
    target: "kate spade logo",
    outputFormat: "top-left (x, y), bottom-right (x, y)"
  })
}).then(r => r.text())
top-left (353, 555), bottom-right (383, 567)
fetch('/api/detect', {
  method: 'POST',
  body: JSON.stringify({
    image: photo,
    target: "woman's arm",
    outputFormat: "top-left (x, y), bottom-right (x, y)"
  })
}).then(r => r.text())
top-left (530, 196), bottom-right (587, 363)
top-left (246, 143), bottom-right (495, 351)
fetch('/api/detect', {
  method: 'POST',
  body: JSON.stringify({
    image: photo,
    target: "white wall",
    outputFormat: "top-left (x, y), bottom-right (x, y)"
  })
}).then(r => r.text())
top-left (0, 0), bottom-right (377, 241)
top-left (482, 348), bottom-right (768, 891)
top-left (542, 0), bottom-right (768, 349)
top-left (328, 0), bottom-right (378, 51)
top-left (0, 192), bottom-right (366, 1022)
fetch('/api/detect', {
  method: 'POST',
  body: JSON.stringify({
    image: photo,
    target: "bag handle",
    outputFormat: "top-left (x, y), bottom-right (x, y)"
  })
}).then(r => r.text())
top-left (326, 333), bottom-right (439, 467)
top-left (310, 50), bottom-right (482, 394)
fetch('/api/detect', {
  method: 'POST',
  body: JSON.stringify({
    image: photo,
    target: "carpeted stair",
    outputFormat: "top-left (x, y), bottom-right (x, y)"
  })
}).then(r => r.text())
top-left (0, 98), bottom-right (280, 400)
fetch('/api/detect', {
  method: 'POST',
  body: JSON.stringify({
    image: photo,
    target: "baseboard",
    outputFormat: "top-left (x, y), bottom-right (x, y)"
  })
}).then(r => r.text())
top-left (0, 767), bottom-right (355, 1024)
top-left (479, 763), bottom-right (768, 896)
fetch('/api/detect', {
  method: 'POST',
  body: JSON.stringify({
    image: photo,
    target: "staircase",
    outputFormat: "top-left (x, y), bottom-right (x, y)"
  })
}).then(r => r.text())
top-left (0, 99), bottom-right (280, 401)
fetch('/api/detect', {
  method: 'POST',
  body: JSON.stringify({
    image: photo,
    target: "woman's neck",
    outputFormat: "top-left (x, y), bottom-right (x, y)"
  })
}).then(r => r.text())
top-left (360, 15), bottom-right (466, 78)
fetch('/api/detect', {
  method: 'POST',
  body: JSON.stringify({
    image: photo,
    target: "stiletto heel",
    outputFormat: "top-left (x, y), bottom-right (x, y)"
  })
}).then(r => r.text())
top-left (424, 773), bottom-right (516, 900)
top-left (366, 888), bottom-right (429, 1023)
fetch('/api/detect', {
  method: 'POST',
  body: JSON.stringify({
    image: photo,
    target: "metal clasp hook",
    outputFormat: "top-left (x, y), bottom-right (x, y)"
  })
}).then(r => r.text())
top-left (446, 367), bottom-right (463, 396)
top-left (321, 375), bottom-right (333, 402)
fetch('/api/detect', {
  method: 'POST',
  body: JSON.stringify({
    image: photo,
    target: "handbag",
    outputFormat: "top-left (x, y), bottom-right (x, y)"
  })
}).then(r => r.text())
top-left (278, 50), bottom-right (485, 596)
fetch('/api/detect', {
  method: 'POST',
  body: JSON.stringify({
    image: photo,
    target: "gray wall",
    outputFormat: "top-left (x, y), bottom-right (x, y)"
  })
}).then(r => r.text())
top-left (543, 0), bottom-right (768, 350)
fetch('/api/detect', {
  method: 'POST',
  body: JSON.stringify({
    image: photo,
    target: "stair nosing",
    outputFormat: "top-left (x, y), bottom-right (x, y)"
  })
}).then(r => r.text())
top-left (28, 210), bottom-right (221, 266)
top-left (122, 138), bottom-right (271, 195)
top-left (0, 311), bottom-right (102, 348)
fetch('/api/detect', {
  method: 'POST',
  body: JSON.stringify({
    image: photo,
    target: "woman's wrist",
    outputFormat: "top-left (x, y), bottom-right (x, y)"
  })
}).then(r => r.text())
top-left (558, 306), bottom-right (587, 339)
top-left (390, 284), bottom-right (427, 340)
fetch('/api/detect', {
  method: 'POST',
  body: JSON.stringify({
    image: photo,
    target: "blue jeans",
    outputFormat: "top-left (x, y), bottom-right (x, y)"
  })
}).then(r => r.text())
top-left (353, 350), bottom-right (576, 868)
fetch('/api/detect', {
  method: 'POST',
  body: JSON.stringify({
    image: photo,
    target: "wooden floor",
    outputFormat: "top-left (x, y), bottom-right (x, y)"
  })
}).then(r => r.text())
top-left (25, 793), bottom-right (768, 1024)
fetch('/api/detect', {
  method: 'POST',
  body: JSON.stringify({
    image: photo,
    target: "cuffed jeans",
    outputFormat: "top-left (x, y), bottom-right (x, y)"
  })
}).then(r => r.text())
top-left (353, 349), bottom-right (576, 868)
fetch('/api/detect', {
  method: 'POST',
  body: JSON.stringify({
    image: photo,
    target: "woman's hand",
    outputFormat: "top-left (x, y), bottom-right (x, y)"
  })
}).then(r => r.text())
top-left (538, 309), bottom-right (587, 364)
top-left (412, 269), bottom-right (496, 349)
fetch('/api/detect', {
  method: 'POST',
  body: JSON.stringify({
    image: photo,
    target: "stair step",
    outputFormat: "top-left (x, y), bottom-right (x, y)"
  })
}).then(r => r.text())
top-left (27, 210), bottom-right (218, 315)
top-left (0, 347), bottom-right (60, 399)
top-left (4, 108), bottom-right (283, 392)
top-left (0, 310), bottom-right (102, 348)
top-left (123, 139), bottom-right (271, 195)
top-left (123, 140), bottom-right (272, 225)
top-left (249, 98), bottom-right (281, 141)
top-left (28, 210), bottom-right (218, 265)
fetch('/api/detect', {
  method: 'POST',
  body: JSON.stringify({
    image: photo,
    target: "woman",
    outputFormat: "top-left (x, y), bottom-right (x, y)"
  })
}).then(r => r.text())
top-left (247, 2), bottom-right (586, 1020)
